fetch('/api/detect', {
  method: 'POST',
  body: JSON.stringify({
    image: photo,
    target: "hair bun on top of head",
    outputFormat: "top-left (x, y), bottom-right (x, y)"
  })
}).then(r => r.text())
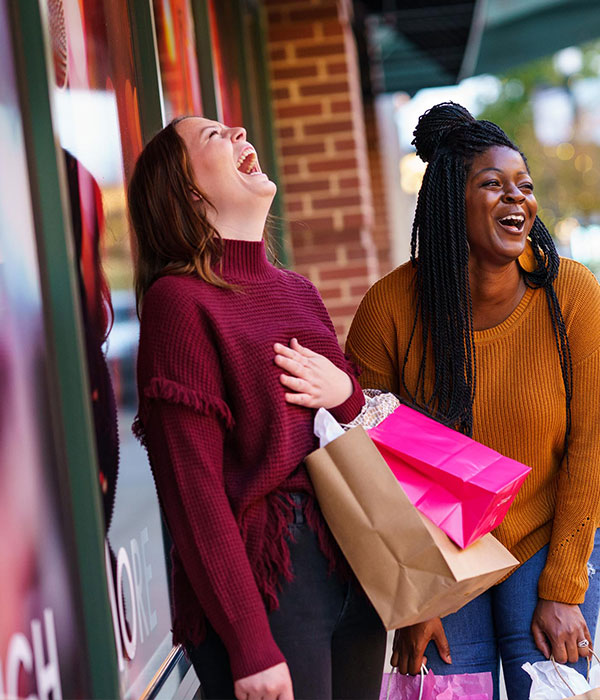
top-left (412, 102), bottom-right (476, 163)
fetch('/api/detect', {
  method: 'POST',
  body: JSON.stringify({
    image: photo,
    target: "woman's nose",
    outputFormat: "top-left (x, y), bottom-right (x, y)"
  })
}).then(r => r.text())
top-left (503, 186), bottom-right (525, 202)
top-left (229, 126), bottom-right (247, 142)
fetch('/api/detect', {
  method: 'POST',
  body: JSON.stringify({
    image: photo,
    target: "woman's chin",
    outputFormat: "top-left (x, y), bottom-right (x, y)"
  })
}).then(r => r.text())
top-left (496, 235), bottom-right (528, 262)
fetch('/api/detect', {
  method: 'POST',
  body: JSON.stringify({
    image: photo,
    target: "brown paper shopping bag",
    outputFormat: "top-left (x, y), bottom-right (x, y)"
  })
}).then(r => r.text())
top-left (305, 426), bottom-right (518, 630)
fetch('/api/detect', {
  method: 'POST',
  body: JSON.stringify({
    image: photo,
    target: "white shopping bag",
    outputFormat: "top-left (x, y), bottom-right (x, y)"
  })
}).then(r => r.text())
top-left (523, 654), bottom-right (600, 699)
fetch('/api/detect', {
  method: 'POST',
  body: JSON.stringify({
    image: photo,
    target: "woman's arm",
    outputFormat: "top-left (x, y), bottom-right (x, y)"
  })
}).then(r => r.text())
top-left (145, 398), bottom-right (286, 683)
top-left (345, 279), bottom-right (400, 392)
top-left (137, 282), bottom-right (286, 684)
top-left (531, 345), bottom-right (600, 661)
top-left (392, 618), bottom-right (452, 675)
top-left (531, 600), bottom-right (592, 663)
top-left (533, 267), bottom-right (600, 661)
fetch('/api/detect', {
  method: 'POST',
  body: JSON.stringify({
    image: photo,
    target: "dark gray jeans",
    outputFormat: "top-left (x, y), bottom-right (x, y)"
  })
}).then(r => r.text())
top-left (188, 496), bottom-right (387, 700)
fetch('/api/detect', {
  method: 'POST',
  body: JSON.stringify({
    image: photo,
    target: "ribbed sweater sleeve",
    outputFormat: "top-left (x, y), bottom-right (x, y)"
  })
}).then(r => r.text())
top-left (538, 263), bottom-right (600, 603)
top-left (144, 404), bottom-right (285, 679)
top-left (137, 282), bottom-right (284, 680)
top-left (345, 271), bottom-right (401, 393)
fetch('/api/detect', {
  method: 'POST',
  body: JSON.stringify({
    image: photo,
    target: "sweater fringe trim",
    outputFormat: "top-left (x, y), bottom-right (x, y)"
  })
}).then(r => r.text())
top-left (303, 496), bottom-right (351, 581)
top-left (131, 414), bottom-right (147, 448)
top-left (131, 377), bottom-right (234, 447)
top-left (172, 616), bottom-right (205, 650)
top-left (143, 377), bottom-right (234, 429)
top-left (170, 490), bottom-right (348, 648)
top-left (239, 490), bottom-right (296, 612)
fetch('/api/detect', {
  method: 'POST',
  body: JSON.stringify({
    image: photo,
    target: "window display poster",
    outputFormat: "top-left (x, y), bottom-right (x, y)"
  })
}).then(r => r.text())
top-left (0, 0), bottom-right (89, 696)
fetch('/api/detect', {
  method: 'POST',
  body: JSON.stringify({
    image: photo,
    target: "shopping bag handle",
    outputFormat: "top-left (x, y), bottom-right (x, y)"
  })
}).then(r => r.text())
top-left (550, 656), bottom-right (576, 695)
top-left (550, 649), bottom-right (600, 693)
top-left (385, 664), bottom-right (428, 700)
top-left (587, 648), bottom-right (600, 682)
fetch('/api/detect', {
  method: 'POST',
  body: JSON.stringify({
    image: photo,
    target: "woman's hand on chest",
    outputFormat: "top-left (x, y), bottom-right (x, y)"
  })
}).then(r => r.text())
top-left (274, 338), bottom-right (353, 409)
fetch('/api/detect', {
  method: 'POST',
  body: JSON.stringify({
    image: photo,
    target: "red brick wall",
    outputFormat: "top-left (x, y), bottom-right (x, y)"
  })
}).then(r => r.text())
top-left (265, 0), bottom-right (381, 341)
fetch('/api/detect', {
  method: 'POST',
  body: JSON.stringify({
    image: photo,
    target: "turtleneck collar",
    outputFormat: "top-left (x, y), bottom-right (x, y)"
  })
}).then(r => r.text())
top-left (215, 238), bottom-right (279, 282)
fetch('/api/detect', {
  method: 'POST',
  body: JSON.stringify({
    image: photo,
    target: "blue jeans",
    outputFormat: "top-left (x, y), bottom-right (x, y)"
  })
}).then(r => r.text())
top-left (188, 495), bottom-right (386, 699)
top-left (425, 529), bottom-right (600, 700)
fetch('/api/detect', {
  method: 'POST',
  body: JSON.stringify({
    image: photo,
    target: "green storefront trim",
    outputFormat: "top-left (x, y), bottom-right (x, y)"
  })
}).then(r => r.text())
top-left (6, 0), bottom-right (291, 696)
top-left (128, 0), bottom-right (166, 143)
top-left (191, 0), bottom-right (221, 122)
top-left (8, 0), bottom-right (120, 697)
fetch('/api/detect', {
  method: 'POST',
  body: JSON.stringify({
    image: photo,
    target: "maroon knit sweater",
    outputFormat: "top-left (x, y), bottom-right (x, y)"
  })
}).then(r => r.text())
top-left (133, 239), bottom-right (364, 681)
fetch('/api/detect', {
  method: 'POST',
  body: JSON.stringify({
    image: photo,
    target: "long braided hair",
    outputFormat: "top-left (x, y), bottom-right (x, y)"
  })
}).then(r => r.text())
top-left (404, 102), bottom-right (572, 461)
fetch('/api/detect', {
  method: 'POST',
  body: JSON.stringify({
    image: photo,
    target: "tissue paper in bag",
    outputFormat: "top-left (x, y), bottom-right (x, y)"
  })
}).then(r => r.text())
top-left (522, 660), bottom-right (600, 699)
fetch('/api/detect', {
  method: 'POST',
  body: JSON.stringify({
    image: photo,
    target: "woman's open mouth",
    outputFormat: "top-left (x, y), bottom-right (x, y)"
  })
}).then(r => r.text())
top-left (497, 214), bottom-right (525, 233)
top-left (236, 147), bottom-right (262, 175)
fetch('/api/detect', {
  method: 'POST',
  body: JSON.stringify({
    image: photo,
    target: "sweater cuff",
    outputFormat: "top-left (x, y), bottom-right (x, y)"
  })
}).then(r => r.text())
top-left (538, 553), bottom-right (589, 605)
top-left (329, 376), bottom-right (365, 424)
top-left (223, 612), bottom-right (286, 682)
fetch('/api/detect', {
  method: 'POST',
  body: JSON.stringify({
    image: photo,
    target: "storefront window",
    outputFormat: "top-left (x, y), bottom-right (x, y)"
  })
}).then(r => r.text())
top-left (205, 0), bottom-right (287, 259)
top-left (46, 1), bottom-right (173, 696)
top-left (208, 0), bottom-right (245, 126)
top-left (153, 0), bottom-right (203, 122)
top-left (0, 0), bottom-right (89, 696)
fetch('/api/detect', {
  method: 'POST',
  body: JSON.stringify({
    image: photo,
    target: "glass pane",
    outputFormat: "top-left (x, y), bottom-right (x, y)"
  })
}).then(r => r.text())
top-left (0, 0), bottom-right (89, 696)
top-left (208, 0), bottom-right (244, 126)
top-left (236, 4), bottom-right (273, 179)
top-left (45, 0), bottom-right (174, 696)
top-left (153, 0), bottom-right (203, 122)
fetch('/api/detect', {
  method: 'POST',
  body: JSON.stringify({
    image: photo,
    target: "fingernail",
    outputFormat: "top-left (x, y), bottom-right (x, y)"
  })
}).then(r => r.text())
top-left (446, 654), bottom-right (452, 663)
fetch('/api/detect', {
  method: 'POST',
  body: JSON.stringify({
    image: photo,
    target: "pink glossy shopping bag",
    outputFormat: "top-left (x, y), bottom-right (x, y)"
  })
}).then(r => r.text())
top-left (368, 404), bottom-right (531, 548)
top-left (380, 666), bottom-right (493, 700)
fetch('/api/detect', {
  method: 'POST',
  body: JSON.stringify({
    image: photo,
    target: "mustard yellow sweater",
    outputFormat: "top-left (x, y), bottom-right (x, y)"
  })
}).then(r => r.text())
top-left (346, 257), bottom-right (600, 604)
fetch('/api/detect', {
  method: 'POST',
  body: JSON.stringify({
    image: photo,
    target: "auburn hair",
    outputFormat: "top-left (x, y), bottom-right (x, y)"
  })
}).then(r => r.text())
top-left (128, 117), bottom-right (233, 316)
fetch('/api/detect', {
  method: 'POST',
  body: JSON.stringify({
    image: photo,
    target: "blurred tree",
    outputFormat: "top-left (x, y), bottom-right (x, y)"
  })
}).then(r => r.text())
top-left (478, 40), bottom-right (600, 245)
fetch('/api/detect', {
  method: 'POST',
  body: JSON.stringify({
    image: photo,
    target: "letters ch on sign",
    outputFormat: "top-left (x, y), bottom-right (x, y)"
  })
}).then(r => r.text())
top-left (0, 609), bottom-right (63, 700)
top-left (0, 526), bottom-right (160, 698)
top-left (105, 526), bottom-right (158, 671)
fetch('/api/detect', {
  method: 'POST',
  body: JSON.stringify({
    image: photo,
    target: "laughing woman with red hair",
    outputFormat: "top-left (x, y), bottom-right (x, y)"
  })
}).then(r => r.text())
top-left (128, 117), bottom-right (386, 700)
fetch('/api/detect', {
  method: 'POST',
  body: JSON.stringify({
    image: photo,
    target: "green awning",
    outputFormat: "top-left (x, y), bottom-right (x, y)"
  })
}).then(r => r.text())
top-left (361, 0), bottom-right (600, 94)
top-left (473, 0), bottom-right (600, 76)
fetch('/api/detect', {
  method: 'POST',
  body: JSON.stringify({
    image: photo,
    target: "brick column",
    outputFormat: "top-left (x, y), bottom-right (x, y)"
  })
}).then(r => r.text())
top-left (265, 0), bottom-right (380, 341)
top-left (364, 99), bottom-right (393, 277)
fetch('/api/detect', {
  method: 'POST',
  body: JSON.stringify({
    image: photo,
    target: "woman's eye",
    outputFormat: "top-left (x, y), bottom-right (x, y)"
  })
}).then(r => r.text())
top-left (482, 180), bottom-right (500, 187)
top-left (209, 130), bottom-right (219, 138)
top-left (520, 183), bottom-right (534, 191)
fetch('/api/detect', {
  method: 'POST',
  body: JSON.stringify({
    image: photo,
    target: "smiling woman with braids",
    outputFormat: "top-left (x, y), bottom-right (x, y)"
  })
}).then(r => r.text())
top-left (345, 103), bottom-right (600, 699)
